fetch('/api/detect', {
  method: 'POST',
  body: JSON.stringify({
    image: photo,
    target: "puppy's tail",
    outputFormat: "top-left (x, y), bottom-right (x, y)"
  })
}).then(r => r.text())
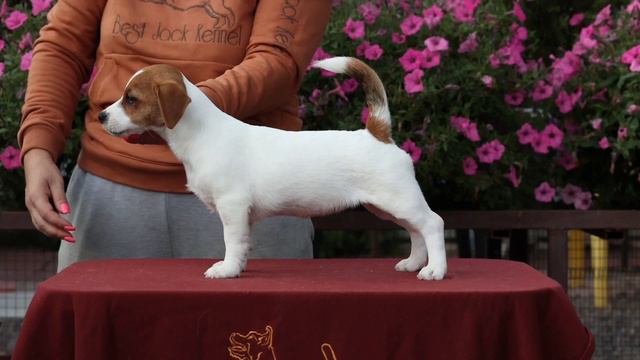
top-left (312, 57), bottom-right (392, 144)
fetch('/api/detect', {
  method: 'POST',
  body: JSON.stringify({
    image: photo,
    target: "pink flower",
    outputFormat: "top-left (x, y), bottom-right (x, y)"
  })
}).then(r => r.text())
top-left (425, 36), bottom-right (449, 53)
top-left (404, 69), bottom-right (424, 94)
top-left (569, 13), bottom-right (584, 26)
top-left (450, 116), bottom-right (470, 132)
top-left (534, 182), bottom-right (556, 203)
top-left (450, 116), bottom-right (481, 142)
top-left (420, 49), bottom-right (441, 69)
top-left (505, 165), bottom-right (521, 188)
top-left (309, 88), bottom-right (322, 104)
top-left (361, 106), bottom-right (369, 124)
top-left (558, 152), bottom-right (578, 171)
top-left (358, 2), bottom-right (381, 24)
top-left (343, 18), bottom-right (365, 40)
top-left (19, 33), bottom-right (33, 50)
top-left (628, 104), bottom-right (640, 114)
top-left (618, 127), bottom-right (628, 140)
top-left (0, 0), bottom-right (6, 17)
top-left (400, 14), bottom-right (423, 36)
top-left (0, 39), bottom-right (5, 52)
top-left (490, 140), bottom-right (506, 161)
top-left (399, 48), bottom-right (424, 72)
top-left (555, 88), bottom-right (582, 113)
top-left (591, 118), bottom-right (603, 130)
top-left (512, 25), bottom-right (528, 41)
top-left (621, 45), bottom-right (640, 72)
top-left (423, 4), bottom-right (444, 29)
top-left (328, 79), bottom-right (349, 101)
top-left (341, 79), bottom-right (358, 94)
top-left (531, 134), bottom-right (550, 154)
top-left (31, 0), bottom-right (52, 16)
top-left (594, 5), bottom-right (611, 26)
top-left (311, 47), bottom-right (330, 63)
top-left (401, 139), bottom-right (422, 163)
top-left (464, 123), bottom-right (481, 142)
top-left (489, 54), bottom-right (501, 68)
top-left (517, 123), bottom-right (538, 145)
top-left (598, 137), bottom-right (610, 149)
top-left (364, 43), bottom-right (383, 60)
top-left (20, 51), bottom-right (33, 71)
top-left (463, 157), bottom-right (478, 175)
top-left (561, 184), bottom-right (582, 205)
top-left (627, 0), bottom-right (640, 14)
top-left (355, 41), bottom-right (370, 57)
top-left (0, 146), bottom-right (22, 170)
top-left (481, 75), bottom-right (493, 88)
top-left (540, 124), bottom-right (564, 149)
top-left (549, 51), bottom-right (582, 87)
top-left (392, 32), bottom-right (406, 44)
top-left (531, 81), bottom-right (553, 101)
top-left (574, 191), bottom-right (592, 210)
top-left (504, 90), bottom-right (526, 106)
top-left (458, 32), bottom-right (478, 53)
top-left (451, 0), bottom-right (479, 23)
top-left (476, 140), bottom-right (505, 164)
top-left (578, 25), bottom-right (598, 50)
top-left (5, 10), bottom-right (28, 31)
top-left (513, 2), bottom-right (526, 22)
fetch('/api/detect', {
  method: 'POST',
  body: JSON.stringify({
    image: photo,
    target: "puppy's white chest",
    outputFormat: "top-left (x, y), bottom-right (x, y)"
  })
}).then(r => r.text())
top-left (186, 172), bottom-right (217, 213)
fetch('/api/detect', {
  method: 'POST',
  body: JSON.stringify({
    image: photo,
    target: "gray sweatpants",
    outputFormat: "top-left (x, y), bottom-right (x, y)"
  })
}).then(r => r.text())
top-left (57, 167), bottom-right (314, 272)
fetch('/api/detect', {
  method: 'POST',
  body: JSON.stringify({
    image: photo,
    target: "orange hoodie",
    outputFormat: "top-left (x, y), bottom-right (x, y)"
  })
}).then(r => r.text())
top-left (19, 0), bottom-right (331, 192)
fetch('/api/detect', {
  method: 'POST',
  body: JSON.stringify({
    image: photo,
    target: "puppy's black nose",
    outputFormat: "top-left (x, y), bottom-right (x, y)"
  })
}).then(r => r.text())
top-left (98, 111), bottom-right (108, 124)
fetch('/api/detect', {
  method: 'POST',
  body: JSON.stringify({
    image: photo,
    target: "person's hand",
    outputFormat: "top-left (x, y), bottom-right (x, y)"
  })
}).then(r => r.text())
top-left (23, 149), bottom-right (75, 242)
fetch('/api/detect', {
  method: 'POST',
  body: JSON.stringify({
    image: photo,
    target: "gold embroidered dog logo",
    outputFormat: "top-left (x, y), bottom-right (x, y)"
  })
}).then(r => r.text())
top-left (228, 326), bottom-right (337, 360)
top-left (142, 0), bottom-right (235, 28)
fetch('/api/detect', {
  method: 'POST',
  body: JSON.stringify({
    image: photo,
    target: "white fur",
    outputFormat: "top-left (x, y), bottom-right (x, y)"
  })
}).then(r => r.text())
top-left (102, 59), bottom-right (448, 280)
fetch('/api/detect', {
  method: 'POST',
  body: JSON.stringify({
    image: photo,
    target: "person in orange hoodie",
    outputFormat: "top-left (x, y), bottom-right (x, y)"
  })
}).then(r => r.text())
top-left (19, 0), bottom-right (332, 271)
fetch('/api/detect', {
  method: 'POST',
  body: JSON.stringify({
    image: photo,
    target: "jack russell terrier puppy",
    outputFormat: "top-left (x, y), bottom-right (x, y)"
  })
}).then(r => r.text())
top-left (99, 57), bottom-right (447, 280)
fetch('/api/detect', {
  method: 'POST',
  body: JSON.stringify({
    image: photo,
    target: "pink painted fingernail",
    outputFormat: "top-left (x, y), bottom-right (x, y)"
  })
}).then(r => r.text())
top-left (63, 236), bottom-right (76, 243)
top-left (64, 225), bottom-right (76, 231)
top-left (60, 203), bottom-right (70, 214)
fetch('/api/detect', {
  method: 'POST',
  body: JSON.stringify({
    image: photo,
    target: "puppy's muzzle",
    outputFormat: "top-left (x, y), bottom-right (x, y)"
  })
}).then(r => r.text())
top-left (98, 111), bottom-right (108, 124)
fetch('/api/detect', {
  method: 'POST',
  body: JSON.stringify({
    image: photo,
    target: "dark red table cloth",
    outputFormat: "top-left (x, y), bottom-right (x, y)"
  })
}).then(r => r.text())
top-left (13, 259), bottom-right (593, 360)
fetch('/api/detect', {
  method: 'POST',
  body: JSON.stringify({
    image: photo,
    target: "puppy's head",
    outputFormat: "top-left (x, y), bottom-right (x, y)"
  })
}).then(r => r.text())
top-left (99, 64), bottom-right (191, 137)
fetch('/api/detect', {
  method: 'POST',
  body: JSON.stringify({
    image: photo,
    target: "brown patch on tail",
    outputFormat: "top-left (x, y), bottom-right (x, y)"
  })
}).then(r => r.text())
top-left (366, 115), bottom-right (392, 143)
top-left (345, 59), bottom-right (392, 144)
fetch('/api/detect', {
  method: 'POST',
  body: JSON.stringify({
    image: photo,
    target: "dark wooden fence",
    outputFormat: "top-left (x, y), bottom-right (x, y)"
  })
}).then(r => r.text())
top-left (2, 210), bottom-right (640, 289)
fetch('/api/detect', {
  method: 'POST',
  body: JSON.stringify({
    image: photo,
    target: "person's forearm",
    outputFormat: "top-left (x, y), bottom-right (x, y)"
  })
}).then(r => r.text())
top-left (18, 0), bottom-right (105, 161)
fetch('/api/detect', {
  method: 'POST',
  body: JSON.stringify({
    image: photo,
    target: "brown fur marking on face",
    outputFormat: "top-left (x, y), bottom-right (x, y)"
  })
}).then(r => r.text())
top-left (123, 64), bottom-right (191, 129)
top-left (344, 59), bottom-right (392, 144)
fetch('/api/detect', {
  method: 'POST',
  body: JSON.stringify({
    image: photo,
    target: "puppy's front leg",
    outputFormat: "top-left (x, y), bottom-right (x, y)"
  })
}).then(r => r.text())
top-left (204, 201), bottom-right (252, 279)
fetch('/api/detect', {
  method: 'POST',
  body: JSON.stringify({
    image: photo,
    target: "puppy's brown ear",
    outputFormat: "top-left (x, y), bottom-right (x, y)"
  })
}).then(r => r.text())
top-left (154, 80), bottom-right (191, 129)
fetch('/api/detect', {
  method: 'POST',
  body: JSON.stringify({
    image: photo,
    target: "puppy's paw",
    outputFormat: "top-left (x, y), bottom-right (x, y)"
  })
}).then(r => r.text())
top-left (204, 261), bottom-right (242, 279)
top-left (394, 257), bottom-right (426, 272)
top-left (417, 262), bottom-right (447, 281)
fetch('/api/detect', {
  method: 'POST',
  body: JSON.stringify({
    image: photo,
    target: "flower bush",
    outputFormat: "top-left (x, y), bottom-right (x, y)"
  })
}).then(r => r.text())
top-left (0, 0), bottom-right (638, 210)
top-left (300, 0), bottom-right (640, 210)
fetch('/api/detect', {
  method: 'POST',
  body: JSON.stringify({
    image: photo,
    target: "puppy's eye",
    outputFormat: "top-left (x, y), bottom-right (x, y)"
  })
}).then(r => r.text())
top-left (124, 95), bottom-right (137, 106)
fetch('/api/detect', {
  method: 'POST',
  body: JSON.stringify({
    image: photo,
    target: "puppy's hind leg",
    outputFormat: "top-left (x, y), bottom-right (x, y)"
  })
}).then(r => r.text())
top-left (204, 200), bottom-right (252, 279)
top-left (364, 204), bottom-right (426, 272)
top-left (366, 184), bottom-right (447, 280)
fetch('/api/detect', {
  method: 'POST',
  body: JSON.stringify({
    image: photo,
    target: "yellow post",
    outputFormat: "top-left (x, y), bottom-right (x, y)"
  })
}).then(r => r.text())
top-left (590, 235), bottom-right (609, 308)
top-left (567, 230), bottom-right (585, 288)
